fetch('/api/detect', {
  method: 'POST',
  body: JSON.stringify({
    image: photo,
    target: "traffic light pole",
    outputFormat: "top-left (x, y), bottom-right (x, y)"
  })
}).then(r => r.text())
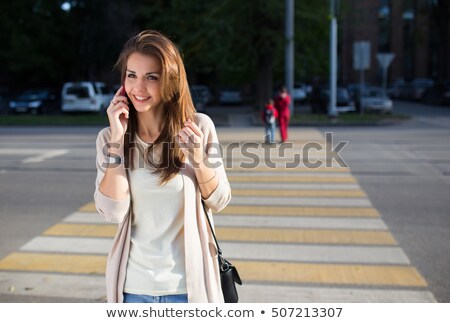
top-left (285, 0), bottom-right (294, 116)
top-left (329, 0), bottom-right (338, 119)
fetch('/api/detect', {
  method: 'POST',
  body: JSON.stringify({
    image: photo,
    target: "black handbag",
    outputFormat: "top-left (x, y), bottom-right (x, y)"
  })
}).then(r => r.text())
top-left (202, 200), bottom-right (242, 303)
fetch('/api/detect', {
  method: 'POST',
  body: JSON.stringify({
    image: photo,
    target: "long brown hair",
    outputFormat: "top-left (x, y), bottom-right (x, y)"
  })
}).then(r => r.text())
top-left (114, 30), bottom-right (196, 184)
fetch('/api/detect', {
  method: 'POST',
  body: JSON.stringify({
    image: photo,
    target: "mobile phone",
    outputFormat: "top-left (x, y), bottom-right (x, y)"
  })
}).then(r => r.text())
top-left (120, 84), bottom-right (127, 97)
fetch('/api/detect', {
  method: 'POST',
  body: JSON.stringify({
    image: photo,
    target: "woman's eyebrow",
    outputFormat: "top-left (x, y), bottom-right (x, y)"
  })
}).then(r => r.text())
top-left (126, 69), bottom-right (160, 75)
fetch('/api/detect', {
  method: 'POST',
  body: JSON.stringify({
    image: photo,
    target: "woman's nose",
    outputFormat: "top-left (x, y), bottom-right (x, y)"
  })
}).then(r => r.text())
top-left (135, 78), bottom-right (146, 91)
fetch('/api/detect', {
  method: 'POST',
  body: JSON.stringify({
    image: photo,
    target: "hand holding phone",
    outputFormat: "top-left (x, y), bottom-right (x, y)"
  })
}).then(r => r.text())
top-left (107, 85), bottom-right (130, 142)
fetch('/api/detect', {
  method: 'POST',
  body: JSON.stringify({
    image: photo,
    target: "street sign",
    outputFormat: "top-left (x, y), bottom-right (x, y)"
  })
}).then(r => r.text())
top-left (377, 53), bottom-right (395, 96)
top-left (376, 53), bottom-right (395, 69)
top-left (353, 41), bottom-right (371, 70)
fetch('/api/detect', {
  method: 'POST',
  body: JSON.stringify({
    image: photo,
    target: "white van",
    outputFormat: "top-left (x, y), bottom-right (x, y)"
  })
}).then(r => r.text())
top-left (61, 82), bottom-right (113, 112)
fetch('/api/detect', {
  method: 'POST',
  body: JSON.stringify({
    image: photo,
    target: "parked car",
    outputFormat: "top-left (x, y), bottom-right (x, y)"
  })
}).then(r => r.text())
top-left (410, 78), bottom-right (434, 101)
top-left (218, 89), bottom-right (242, 105)
top-left (360, 87), bottom-right (393, 113)
top-left (190, 85), bottom-right (212, 105)
top-left (313, 87), bottom-right (356, 113)
top-left (9, 88), bottom-right (60, 114)
top-left (421, 81), bottom-right (450, 106)
top-left (347, 83), bottom-right (374, 110)
top-left (61, 82), bottom-right (112, 112)
top-left (388, 79), bottom-right (407, 99)
top-left (189, 85), bottom-right (212, 111)
top-left (292, 83), bottom-right (308, 102)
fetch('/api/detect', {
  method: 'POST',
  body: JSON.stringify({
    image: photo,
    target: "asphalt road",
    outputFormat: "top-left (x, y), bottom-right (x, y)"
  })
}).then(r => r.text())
top-left (0, 100), bottom-right (449, 302)
top-left (328, 101), bottom-right (450, 303)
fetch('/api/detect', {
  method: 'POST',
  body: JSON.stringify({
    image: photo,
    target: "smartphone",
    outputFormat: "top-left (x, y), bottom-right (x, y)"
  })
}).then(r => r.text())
top-left (120, 84), bottom-right (127, 97)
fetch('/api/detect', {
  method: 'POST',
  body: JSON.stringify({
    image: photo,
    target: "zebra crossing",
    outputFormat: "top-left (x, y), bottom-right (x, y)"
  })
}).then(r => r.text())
top-left (0, 129), bottom-right (436, 302)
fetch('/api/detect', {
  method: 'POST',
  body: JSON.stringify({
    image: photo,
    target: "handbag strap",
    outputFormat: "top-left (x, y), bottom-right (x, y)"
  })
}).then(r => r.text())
top-left (201, 200), bottom-right (223, 258)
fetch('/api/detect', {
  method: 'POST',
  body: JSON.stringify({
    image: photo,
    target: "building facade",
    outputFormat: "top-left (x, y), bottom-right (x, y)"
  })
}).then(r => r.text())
top-left (339, 0), bottom-right (449, 85)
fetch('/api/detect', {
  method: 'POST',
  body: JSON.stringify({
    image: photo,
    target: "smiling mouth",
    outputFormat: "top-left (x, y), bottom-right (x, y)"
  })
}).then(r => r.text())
top-left (133, 95), bottom-right (150, 102)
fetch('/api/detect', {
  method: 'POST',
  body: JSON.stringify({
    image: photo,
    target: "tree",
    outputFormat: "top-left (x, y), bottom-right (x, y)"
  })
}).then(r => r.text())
top-left (0, 0), bottom-right (329, 104)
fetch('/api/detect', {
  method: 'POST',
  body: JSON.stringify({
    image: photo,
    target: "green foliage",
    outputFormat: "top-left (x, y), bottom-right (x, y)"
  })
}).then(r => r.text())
top-left (0, 0), bottom-right (329, 94)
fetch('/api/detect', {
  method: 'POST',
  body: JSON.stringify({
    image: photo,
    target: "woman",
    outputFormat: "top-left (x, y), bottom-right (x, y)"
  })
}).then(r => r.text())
top-left (274, 86), bottom-right (291, 143)
top-left (94, 30), bottom-right (231, 303)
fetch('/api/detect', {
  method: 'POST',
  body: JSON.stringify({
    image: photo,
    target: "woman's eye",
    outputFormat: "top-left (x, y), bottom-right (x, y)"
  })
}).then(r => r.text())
top-left (148, 75), bottom-right (158, 80)
top-left (127, 73), bottom-right (136, 78)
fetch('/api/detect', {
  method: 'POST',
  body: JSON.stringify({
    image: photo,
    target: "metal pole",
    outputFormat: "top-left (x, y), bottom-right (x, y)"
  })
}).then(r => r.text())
top-left (382, 66), bottom-right (388, 96)
top-left (329, 0), bottom-right (338, 118)
top-left (285, 0), bottom-right (294, 115)
top-left (359, 67), bottom-right (364, 115)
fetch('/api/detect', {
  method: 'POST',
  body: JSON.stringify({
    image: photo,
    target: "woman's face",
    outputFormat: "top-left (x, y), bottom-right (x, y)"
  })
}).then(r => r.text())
top-left (124, 52), bottom-right (162, 113)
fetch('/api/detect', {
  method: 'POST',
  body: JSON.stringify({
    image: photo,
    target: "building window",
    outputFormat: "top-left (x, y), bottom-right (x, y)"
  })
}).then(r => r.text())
top-left (378, 0), bottom-right (391, 52)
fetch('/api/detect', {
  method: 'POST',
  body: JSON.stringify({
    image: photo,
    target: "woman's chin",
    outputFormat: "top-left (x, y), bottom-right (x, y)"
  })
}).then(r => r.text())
top-left (134, 103), bottom-right (153, 113)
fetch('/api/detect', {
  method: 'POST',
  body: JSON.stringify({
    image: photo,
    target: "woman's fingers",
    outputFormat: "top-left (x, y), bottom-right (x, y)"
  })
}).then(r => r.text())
top-left (184, 119), bottom-right (202, 137)
top-left (110, 87), bottom-right (129, 105)
top-left (113, 102), bottom-right (129, 118)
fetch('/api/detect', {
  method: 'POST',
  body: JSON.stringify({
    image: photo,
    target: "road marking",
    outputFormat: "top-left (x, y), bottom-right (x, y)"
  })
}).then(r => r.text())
top-left (22, 149), bottom-right (68, 164)
top-left (21, 237), bottom-right (111, 254)
top-left (41, 223), bottom-right (396, 245)
top-left (238, 284), bottom-right (436, 303)
top-left (64, 212), bottom-right (388, 230)
top-left (228, 166), bottom-right (350, 173)
top-left (228, 175), bottom-right (356, 183)
top-left (232, 189), bottom-right (367, 197)
top-left (0, 252), bottom-right (425, 287)
top-left (229, 172), bottom-right (353, 178)
top-left (0, 271), bottom-right (435, 302)
top-left (0, 129), bottom-right (435, 302)
top-left (233, 260), bottom-right (427, 287)
top-left (220, 242), bottom-right (411, 264)
top-left (0, 252), bottom-right (105, 275)
top-left (16, 235), bottom-right (410, 265)
top-left (43, 223), bottom-right (116, 238)
top-left (63, 212), bottom-right (106, 224)
top-left (214, 215), bottom-right (388, 230)
top-left (0, 149), bottom-right (69, 164)
top-left (78, 203), bottom-right (380, 217)
top-left (230, 183), bottom-right (362, 189)
top-left (231, 196), bottom-right (372, 207)
top-left (216, 227), bottom-right (396, 245)
top-left (220, 205), bottom-right (379, 217)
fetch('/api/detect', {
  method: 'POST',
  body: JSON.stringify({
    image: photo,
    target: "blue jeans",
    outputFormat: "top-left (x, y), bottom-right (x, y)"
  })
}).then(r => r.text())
top-left (264, 122), bottom-right (276, 143)
top-left (123, 292), bottom-right (188, 303)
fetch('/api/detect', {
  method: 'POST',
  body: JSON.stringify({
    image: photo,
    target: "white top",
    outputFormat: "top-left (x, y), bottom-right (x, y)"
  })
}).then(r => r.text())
top-left (124, 135), bottom-right (187, 295)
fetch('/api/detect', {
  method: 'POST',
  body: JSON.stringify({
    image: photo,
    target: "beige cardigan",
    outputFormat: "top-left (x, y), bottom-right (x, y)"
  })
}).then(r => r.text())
top-left (94, 113), bottom-right (231, 303)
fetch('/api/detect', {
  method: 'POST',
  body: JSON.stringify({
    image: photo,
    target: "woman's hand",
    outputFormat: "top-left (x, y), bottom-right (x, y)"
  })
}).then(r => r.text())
top-left (177, 119), bottom-right (206, 166)
top-left (107, 86), bottom-right (130, 142)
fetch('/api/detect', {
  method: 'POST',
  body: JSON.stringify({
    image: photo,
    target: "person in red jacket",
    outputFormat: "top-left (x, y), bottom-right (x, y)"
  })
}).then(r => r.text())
top-left (261, 99), bottom-right (278, 144)
top-left (274, 86), bottom-right (291, 143)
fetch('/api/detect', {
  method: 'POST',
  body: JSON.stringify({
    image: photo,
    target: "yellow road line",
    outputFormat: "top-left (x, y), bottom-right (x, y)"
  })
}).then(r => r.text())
top-left (79, 203), bottom-right (96, 212)
top-left (0, 252), bottom-right (426, 287)
top-left (220, 205), bottom-right (379, 217)
top-left (228, 176), bottom-right (356, 183)
top-left (80, 203), bottom-right (379, 217)
top-left (0, 252), bottom-right (105, 275)
top-left (233, 260), bottom-right (428, 287)
top-left (228, 167), bottom-right (350, 173)
top-left (232, 189), bottom-right (366, 197)
top-left (215, 227), bottom-right (397, 245)
top-left (42, 223), bottom-right (395, 245)
top-left (43, 223), bottom-right (116, 237)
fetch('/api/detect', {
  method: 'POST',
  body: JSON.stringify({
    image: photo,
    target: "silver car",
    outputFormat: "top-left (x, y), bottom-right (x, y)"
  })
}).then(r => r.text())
top-left (360, 87), bottom-right (393, 113)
